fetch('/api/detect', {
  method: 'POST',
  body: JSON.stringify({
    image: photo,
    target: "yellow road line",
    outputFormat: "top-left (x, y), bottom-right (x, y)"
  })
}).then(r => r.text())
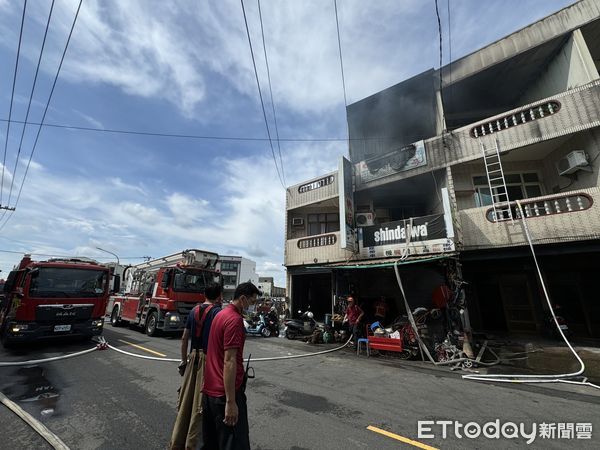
top-left (118, 339), bottom-right (167, 357)
top-left (367, 425), bottom-right (439, 450)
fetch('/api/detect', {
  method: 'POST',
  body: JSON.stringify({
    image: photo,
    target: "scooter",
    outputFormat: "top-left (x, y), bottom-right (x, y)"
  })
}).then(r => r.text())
top-left (264, 312), bottom-right (280, 337)
top-left (544, 304), bottom-right (571, 339)
top-left (284, 310), bottom-right (317, 340)
top-left (244, 313), bottom-right (272, 337)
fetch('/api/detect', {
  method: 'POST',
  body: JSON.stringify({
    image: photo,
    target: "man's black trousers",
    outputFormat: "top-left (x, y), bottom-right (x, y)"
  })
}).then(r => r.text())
top-left (201, 391), bottom-right (250, 450)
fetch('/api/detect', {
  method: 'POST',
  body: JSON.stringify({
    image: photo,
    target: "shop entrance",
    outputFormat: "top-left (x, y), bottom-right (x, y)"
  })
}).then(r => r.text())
top-left (291, 273), bottom-right (332, 320)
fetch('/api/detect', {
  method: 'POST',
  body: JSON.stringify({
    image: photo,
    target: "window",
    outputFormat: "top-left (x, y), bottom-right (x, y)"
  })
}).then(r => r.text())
top-left (223, 275), bottom-right (237, 286)
top-left (221, 262), bottom-right (239, 272)
top-left (173, 271), bottom-right (208, 293)
top-left (473, 172), bottom-right (543, 207)
top-left (307, 213), bottom-right (339, 236)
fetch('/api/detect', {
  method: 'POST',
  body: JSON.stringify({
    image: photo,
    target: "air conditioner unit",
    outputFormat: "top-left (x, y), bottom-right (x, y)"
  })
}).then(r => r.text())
top-left (355, 212), bottom-right (375, 227)
top-left (291, 217), bottom-right (304, 226)
top-left (557, 150), bottom-right (589, 176)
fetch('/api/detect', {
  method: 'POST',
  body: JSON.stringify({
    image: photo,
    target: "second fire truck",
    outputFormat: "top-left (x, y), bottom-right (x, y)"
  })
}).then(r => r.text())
top-left (107, 249), bottom-right (220, 336)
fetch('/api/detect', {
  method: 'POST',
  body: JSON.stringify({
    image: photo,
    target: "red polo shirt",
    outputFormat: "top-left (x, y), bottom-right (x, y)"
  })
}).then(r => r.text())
top-left (203, 304), bottom-right (246, 397)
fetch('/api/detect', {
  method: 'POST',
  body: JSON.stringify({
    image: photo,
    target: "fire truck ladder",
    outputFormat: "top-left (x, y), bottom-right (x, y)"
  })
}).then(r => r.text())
top-left (480, 140), bottom-right (513, 222)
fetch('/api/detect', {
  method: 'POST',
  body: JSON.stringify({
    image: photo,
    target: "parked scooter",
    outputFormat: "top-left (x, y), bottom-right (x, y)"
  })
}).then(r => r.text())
top-left (244, 313), bottom-right (272, 337)
top-left (284, 310), bottom-right (317, 340)
top-left (544, 304), bottom-right (571, 339)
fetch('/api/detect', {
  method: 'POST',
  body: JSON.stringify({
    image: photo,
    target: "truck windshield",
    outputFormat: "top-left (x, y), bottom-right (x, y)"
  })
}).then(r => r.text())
top-left (29, 268), bottom-right (107, 298)
top-left (172, 270), bottom-right (207, 293)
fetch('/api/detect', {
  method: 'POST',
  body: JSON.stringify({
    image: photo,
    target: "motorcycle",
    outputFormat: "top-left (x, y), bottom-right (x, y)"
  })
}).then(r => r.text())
top-left (264, 312), bottom-right (280, 337)
top-left (244, 313), bottom-right (272, 337)
top-left (284, 310), bottom-right (317, 340)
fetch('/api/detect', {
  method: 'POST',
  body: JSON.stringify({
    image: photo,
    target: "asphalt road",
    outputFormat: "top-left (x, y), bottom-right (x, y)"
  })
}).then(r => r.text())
top-left (1, 322), bottom-right (600, 450)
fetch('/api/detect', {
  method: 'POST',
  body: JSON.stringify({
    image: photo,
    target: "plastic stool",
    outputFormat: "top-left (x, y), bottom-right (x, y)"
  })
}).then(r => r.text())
top-left (357, 338), bottom-right (370, 356)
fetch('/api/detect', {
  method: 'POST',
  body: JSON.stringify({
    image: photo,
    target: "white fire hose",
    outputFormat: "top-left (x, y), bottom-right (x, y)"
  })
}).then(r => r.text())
top-left (461, 200), bottom-right (600, 390)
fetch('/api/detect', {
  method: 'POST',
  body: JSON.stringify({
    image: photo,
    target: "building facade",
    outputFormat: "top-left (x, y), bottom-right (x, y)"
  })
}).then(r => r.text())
top-left (258, 276), bottom-right (287, 299)
top-left (217, 256), bottom-right (259, 301)
top-left (284, 0), bottom-right (600, 337)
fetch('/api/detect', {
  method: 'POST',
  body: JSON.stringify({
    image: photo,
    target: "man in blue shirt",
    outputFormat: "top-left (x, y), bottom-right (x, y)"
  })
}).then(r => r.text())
top-left (170, 282), bottom-right (222, 450)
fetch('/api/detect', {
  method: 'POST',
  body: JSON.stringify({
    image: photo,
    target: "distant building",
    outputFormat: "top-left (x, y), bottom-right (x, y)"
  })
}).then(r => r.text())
top-left (257, 276), bottom-right (286, 298)
top-left (217, 256), bottom-right (259, 301)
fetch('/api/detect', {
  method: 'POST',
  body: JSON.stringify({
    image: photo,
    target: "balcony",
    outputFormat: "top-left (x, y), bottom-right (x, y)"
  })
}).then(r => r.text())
top-left (287, 171), bottom-right (338, 210)
top-left (285, 231), bottom-right (354, 267)
top-left (459, 187), bottom-right (600, 250)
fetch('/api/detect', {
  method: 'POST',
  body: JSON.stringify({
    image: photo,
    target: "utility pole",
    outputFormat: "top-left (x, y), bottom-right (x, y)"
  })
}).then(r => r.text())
top-left (96, 247), bottom-right (120, 265)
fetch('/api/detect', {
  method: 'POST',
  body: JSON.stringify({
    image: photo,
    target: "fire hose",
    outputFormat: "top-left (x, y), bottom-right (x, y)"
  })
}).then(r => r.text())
top-left (0, 334), bottom-right (351, 449)
top-left (461, 201), bottom-right (600, 390)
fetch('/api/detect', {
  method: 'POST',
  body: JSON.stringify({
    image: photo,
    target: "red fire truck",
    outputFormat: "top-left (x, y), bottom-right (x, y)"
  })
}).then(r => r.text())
top-left (0, 255), bottom-right (111, 347)
top-left (107, 249), bottom-right (220, 336)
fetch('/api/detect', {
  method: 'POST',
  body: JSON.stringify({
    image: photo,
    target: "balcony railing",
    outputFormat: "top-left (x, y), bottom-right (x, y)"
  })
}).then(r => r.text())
top-left (485, 192), bottom-right (593, 222)
top-left (285, 231), bottom-right (353, 267)
top-left (459, 187), bottom-right (600, 250)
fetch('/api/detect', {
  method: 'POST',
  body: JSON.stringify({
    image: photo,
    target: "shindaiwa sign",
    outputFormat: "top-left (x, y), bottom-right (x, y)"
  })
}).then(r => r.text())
top-left (358, 213), bottom-right (455, 258)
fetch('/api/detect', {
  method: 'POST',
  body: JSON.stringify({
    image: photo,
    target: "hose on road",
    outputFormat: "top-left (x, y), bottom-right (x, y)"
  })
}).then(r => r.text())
top-left (0, 391), bottom-right (70, 450)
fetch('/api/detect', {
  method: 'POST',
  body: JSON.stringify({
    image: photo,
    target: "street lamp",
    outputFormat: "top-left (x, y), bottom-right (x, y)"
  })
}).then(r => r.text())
top-left (96, 247), bottom-right (120, 265)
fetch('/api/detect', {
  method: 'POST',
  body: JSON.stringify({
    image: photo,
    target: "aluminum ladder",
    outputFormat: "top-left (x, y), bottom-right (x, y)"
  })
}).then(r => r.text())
top-left (480, 140), bottom-right (513, 222)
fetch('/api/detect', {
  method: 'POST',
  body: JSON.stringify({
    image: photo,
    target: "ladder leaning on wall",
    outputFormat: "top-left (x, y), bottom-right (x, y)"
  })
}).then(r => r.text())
top-left (480, 139), bottom-right (513, 222)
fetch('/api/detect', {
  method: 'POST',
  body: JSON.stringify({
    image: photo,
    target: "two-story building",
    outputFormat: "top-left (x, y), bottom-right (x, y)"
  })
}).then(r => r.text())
top-left (284, 0), bottom-right (600, 338)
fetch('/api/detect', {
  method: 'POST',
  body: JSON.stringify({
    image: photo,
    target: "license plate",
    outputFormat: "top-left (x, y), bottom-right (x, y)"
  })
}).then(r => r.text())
top-left (559, 324), bottom-right (569, 330)
top-left (54, 325), bottom-right (71, 332)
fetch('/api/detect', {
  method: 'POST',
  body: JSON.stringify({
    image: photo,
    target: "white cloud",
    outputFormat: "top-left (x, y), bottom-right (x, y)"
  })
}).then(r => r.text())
top-left (73, 109), bottom-right (104, 129)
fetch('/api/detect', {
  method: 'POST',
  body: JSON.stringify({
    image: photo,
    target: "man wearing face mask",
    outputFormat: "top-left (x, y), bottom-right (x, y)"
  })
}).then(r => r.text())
top-left (201, 282), bottom-right (260, 450)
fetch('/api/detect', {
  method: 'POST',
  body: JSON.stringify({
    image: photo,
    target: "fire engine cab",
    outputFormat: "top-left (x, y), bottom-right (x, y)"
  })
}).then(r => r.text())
top-left (0, 254), bottom-right (110, 347)
top-left (107, 249), bottom-right (220, 336)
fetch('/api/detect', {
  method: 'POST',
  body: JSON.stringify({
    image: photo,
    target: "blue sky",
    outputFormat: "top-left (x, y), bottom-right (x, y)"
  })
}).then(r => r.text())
top-left (0, 0), bottom-right (575, 286)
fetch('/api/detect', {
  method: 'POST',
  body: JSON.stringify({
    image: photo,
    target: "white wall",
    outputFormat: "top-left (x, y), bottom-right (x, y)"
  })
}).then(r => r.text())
top-left (239, 258), bottom-right (258, 286)
top-left (542, 128), bottom-right (600, 192)
top-left (258, 280), bottom-right (273, 296)
top-left (520, 30), bottom-right (599, 105)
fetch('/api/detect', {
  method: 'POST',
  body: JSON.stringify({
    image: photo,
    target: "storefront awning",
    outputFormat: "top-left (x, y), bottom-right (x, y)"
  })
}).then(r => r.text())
top-left (314, 253), bottom-right (457, 270)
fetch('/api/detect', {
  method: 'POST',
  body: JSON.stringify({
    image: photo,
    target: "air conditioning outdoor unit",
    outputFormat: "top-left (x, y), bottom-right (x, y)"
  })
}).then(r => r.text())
top-left (355, 212), bottom-right (375, 227)
top-left (557, 150), bottom-right (589, 176)
top-left (292, 217), bottom-right (304, 226)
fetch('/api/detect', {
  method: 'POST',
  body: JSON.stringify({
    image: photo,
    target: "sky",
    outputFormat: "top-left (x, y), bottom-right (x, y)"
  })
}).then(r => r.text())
top-left (0, 0), bottom-right (576, 286)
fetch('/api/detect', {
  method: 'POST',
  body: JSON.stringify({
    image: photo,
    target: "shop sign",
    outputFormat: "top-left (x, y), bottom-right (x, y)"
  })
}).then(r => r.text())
top-left (355, 140), bottom-right (427, 185)
top-left (338, 156), bottom-right (357, 252)
top-left (358, 213), bottom-right (454, 258)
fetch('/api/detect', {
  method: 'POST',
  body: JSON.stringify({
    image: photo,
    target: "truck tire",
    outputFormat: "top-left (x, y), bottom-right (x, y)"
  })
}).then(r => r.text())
top-left (145, 311), bottom-right (159, 337)
top-left (110, 307), bottom-right (122, 327)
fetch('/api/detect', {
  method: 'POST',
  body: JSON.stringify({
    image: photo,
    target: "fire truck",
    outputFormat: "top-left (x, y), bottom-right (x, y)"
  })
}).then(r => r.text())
top-left (107, 249), bottom-right (220, 336)
top-left (0, 255), bottom-right (111, 347)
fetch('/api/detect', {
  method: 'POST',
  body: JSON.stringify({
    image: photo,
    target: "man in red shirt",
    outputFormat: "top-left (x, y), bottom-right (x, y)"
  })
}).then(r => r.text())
top-left (343, 296), bottom-right (364, 343)
top-left (202, 282), bottom-right (260, 450)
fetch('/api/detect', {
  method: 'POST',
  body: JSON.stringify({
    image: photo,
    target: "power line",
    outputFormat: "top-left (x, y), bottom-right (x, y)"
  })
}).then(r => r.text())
top-left (240, 0), bottom-right (285, 189)
top-left (0, 248), bottom-right (147, 260)
top-left (333, 0), bottom-right (350, 148)
top-left (0, 0), bottom-right (27, 209)
top-left (0, 0), bottom-right (83, 233)
top-left (0, 117), bottom-right (426, 143)
top-left (257, 0), bottom-right (285, 186)
top-left (6, 0), bottom-right (55, 210)
top-left (434, 0), bottom-right (445, 128)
